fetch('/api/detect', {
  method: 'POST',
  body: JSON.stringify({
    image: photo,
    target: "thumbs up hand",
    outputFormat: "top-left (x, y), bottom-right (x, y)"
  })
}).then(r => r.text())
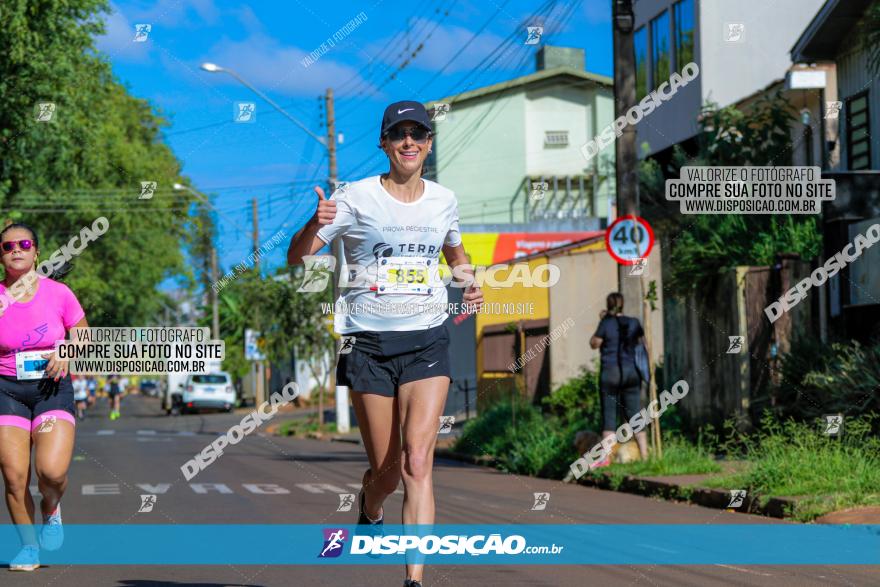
top-left (313, 186), bottom-right (337, 226)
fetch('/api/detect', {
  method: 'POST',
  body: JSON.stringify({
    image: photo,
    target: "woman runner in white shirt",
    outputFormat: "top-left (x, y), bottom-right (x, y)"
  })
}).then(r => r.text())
top-left (288, 101), bottom-right (482, 587)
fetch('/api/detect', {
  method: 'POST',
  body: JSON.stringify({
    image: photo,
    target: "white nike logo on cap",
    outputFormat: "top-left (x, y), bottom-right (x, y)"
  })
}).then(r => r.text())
top-left (427, 361), bottom-right (439, 368)
top-left (397, 108), bottom-right (414, 114)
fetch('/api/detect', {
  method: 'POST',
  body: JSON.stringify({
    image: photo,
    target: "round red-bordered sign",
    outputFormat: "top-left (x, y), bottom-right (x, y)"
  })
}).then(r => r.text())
top-left (605, 215), bottom-right (655, 265)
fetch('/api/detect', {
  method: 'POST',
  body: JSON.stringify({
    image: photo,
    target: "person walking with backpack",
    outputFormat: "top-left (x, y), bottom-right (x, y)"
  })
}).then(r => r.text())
top-left (589, 292), bottom-right (650, 466)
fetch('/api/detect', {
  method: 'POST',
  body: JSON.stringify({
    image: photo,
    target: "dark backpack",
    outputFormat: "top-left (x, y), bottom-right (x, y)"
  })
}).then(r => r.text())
top-left (616, 316), bottom-right (650, 384)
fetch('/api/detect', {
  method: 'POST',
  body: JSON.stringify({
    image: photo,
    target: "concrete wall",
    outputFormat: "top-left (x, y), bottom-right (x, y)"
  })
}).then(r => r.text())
top-left (593, 88), bottom-right (617, 220)
top-left (699, 0), bottom-right (824, 107)
top-left (525, 84), bottom-right (593, 177)
top-left (634, 0), bottom-right (826, 156)
top-left (548, 241), bottom-right (665, 389)
top-left (435, 91), bottom-right (527, 224)
top-left (435, 77), bottom-right (615, 224)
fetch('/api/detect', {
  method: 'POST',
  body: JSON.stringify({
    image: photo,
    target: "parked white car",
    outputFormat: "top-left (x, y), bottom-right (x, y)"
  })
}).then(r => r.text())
top-left (179, 372), bottom-right (235, 414)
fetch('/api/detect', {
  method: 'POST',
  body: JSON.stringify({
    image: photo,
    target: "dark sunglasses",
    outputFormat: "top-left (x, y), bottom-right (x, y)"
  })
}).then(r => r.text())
top-left (1, 239), bottom-right (35, 253)
top-left (384, 126), bottom-right (431, 144)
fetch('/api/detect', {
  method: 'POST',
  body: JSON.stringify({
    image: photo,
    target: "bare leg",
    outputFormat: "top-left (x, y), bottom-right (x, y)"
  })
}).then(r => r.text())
top-left (33, 420), bottom-right (75, 518)
top-left (350, 392), bottom-right (401, 519)
top-left (398, 376), bottom-right (449, 583)
top-left (635, 430), bottom-right (649, 459)
top-left (0, 426), bottom-right (37, 545)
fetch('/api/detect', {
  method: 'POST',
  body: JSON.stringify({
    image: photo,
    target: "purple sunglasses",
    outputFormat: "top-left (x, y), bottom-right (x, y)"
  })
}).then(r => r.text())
top-left (1, 239), bottom-right (35, 253)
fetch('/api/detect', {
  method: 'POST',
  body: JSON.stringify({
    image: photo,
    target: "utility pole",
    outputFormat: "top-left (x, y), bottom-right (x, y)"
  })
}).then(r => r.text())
top-left (251, 197), bottom-right (259, 268)
top-left (326, 87), bottom-right (351, 434)
top-left (210, 248), bottom-right (220, 340)
top-left (614, 0), bottom-right (661, 456)
top-left (613, 0), bottom-right (640, 306)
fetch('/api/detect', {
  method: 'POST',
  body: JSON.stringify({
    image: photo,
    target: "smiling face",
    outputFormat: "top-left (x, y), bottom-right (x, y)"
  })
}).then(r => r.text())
top-left (381, 121), bottom-right (433, 176)
top-left (0, 226), bottom-right (39, 277)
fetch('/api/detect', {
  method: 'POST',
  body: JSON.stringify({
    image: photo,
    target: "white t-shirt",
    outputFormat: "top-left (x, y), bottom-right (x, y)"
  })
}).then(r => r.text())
top-left (316, 175), bottom-right (462, 334)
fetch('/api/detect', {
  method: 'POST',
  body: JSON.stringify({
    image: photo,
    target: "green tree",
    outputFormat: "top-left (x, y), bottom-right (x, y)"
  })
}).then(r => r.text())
top-left (639, 93), bottom-right (822, 295)
top-left (0, 0), bottom-right (199, 325)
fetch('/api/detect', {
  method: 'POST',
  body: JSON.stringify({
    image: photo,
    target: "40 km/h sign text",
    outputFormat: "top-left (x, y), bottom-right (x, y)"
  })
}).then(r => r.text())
top-left (605, 216), bottom-right (655, 265)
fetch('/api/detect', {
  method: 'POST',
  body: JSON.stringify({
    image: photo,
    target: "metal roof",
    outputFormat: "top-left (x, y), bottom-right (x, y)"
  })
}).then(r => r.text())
top-left (791, 0), bottom-right (873, 62)
top-left (426, 66), bottom-right (612, 107)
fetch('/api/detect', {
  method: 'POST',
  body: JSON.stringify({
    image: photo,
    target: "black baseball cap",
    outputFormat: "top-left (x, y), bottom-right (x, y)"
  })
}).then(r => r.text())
top-left (379, 101), bottom-right (433, 138)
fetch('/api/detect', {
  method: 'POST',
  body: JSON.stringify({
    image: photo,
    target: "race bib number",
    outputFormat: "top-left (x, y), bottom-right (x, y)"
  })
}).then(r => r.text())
top-left (16, 351), bottom-right (49, 380)
top-left (376, 256), bottom-right (436, 295)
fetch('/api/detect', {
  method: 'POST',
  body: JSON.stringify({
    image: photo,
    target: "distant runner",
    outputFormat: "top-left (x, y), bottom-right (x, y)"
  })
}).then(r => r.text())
top-left (0, 223), bottom-right (87, 571)
top-left (107, 374), bottom-right (121, 420)
top-left (288, 101), bottom-right (482, 587)
top-left (72, 376), bottom-right (88, 420)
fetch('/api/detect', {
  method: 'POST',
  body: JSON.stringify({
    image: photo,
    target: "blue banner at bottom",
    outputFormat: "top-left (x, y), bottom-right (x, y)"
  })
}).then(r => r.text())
top-left (1, 524), bottom-right (877, 565)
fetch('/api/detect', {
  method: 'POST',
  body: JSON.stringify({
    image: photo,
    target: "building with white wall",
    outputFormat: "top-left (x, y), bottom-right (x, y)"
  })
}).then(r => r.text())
top-left (426, 46), bottom-right (615, 226)
top-left (633, 0), bottom-right (827, 158)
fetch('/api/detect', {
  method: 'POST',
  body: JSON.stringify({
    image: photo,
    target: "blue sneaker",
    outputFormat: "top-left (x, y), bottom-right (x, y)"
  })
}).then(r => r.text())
top-left (9, 545), bottom-right (39, 571)
top-left (40, 504), bottom-right (64, 551)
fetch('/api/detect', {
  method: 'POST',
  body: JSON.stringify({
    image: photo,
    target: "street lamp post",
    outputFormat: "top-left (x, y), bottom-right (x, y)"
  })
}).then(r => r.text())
top-left (200, 63), bottom-right (350, 433)
top-left (173, 183), bottom-right (221, 341)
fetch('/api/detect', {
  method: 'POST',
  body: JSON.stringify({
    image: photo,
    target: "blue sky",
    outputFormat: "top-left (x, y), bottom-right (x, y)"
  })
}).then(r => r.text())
top-left (96, 0), bottom-right (612, 273)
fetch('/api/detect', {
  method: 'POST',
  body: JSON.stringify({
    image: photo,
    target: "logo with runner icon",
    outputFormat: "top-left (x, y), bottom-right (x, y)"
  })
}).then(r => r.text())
top-left (823, 414), bottom-right (843, 436)
top-left (138, 494), bottom-right (157, 513)
top-left (336, 493), bottom-right (355, 512)
top-left (727, 336), bottom-right (744, 354)
top-left (727, 489), bottom-right (747, 508)
top-left (531, 492), bottom-right (550, 511)
top-left (319, 528), bottom-right (348, 558)
top-left (339, 336), bottom-right (356, 355)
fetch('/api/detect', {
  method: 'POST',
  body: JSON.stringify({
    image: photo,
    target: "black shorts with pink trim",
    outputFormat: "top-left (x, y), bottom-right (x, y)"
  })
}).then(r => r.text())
top-left (0, 375), bottom-right (76, 432)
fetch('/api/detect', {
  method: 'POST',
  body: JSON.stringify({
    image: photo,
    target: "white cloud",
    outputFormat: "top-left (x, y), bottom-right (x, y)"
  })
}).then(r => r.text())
top-left (94, 3), bottom-right (154, 63)
top-left (198, 32), bottom-right (375, 97)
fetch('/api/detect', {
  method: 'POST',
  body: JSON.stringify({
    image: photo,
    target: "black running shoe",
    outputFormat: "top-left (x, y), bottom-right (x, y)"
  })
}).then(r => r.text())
top-left (403, 580), bottom-right (422, 587)
top-left (357, 487), bottom-right (383, 526)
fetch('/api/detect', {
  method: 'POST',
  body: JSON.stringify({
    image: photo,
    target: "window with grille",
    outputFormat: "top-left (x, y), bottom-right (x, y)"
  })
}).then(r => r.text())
top-left (544, 130), bottom-right (569, 147)
top-left (846, 92), bottom-right (871, 170)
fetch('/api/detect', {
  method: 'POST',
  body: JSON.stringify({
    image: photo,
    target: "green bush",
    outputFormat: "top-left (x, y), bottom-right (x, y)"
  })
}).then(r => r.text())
top-left (541, 365), bottom-right (601, 432)
top-left (454, 400), bottom-right (580, 478)
top-left (774, 338), bottom-right (880, 423)
top-left (704, 414), bottom-right (880, 521)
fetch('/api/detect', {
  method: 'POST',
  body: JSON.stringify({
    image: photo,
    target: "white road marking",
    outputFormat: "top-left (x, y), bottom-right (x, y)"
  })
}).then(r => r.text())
top-left (83, 484), bottom-right (121, 495)
top-left (96, 430), bottom-right (115, 435)
top-left (137, 437), bottom-right (171, 442)
top-left (137, 430), bottom-right (157, 435)
top-left (137, 483), bottom-right (172, 494)
top-left (190, 483), bottom-right (234, 494)
top-left (243, 484), bottom-right (290, 494)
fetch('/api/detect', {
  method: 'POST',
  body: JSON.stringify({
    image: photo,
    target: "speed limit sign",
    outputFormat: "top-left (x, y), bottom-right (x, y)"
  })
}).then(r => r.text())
top-left (605, 216), bottom-right (655, 265)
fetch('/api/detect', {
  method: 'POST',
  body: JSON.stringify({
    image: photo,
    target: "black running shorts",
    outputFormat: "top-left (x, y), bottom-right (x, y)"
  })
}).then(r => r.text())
top-left (0, 375), bottom-right (76, 431)
top-left (336, 325), bottom-right (452, 397)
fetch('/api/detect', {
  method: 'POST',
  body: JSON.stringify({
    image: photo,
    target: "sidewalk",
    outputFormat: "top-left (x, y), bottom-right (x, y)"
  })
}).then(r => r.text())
top-left (433, 447), bottom-right (880, 523)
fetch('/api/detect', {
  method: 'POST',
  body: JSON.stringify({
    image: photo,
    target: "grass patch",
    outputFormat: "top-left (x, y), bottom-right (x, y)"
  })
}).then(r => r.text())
top-left (278, 417), bottom-right (339, 437)
top-left (454, 400), bottom-right (578, 478)
top-left (600, 436), bottom-right (721, 489)
top-left (703, 415), bottom-right (880, 521)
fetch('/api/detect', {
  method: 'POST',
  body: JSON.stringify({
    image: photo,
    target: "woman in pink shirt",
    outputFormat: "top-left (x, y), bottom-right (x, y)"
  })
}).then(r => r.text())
top-left (0, 223), bottom-right (88, 571)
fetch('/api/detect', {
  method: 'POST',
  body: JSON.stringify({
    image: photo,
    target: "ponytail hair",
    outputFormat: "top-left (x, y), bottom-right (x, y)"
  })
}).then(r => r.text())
top-left (606, 292), bottom-right (624, 316)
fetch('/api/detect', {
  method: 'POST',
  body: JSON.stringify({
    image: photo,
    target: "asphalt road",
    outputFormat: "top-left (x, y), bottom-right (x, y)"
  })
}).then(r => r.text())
top-left (1, 394), bottom-right (875, 586)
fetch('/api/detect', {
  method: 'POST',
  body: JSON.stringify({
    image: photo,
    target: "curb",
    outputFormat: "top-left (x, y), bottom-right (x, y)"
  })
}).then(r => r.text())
top-left (434, 448), bottom-right (800, 519)
top-left (574, 473), bottom-right (798, 518)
